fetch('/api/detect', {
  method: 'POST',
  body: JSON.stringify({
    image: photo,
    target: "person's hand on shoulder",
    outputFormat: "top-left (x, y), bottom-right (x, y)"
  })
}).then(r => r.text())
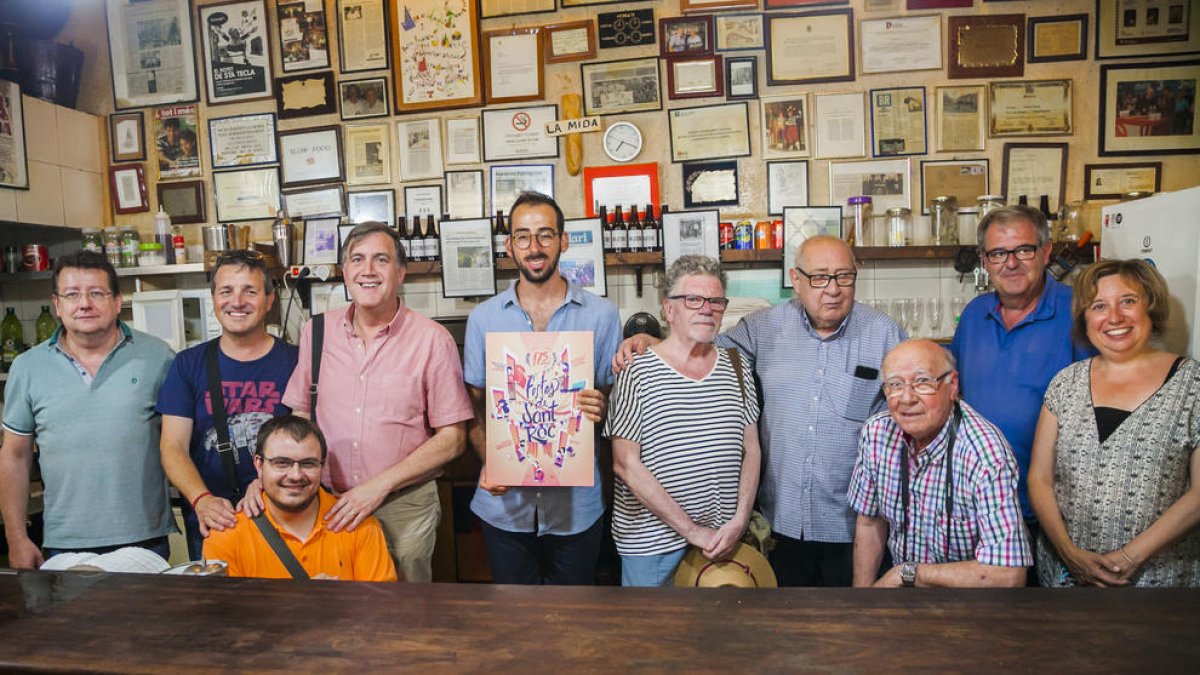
top-left (611, 334), bottom-right (659, 374)
top-left (195, 494), bottom-right (238, 535)
top-left (236, 479), bottom-right (265, 518)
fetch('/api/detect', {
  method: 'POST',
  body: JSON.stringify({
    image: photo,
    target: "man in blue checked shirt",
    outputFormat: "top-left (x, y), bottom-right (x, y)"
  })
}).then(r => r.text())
top-left (848, 340), bottom-right (1031, 588)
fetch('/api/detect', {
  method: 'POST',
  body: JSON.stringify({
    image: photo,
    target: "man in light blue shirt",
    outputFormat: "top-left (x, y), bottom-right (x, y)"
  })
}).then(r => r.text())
top-left (464, 192), bottom-right (621, 585)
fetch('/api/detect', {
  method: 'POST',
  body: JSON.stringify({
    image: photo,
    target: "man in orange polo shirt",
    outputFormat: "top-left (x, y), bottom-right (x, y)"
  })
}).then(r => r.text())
top-left (204, 416), bottom-right (396, 581)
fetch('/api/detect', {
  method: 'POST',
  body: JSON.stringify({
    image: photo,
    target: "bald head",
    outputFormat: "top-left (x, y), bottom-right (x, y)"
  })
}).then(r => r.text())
top-left (882, 339), bottom-right (959, 451)
top-left (883, 339), bottom-right (956, 378)
top-left (795, 235), bottom-right (855, 270)
top-left (788, 234), bottom-right (857, 336)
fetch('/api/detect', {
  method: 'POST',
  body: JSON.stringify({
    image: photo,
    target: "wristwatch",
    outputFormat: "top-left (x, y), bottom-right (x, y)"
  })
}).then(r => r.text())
top-left (901, 561), bottom-right (918, 587)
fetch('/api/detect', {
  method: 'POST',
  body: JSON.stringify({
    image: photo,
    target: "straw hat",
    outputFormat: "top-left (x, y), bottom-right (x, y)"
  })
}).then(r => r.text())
top-left (673, 543), bottom-right (778, 588)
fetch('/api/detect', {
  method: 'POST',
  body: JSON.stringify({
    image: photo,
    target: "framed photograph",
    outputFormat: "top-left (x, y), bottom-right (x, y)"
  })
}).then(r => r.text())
top-left (275, 71), bottom-right (337, 119)
top-left (682, 160), bottom-right (739, 209)
top-left (545, 20), bottom-right (597, 63)
top-left (279, 126), bottom-right (344, 187)
top-left (760, 93), bottom-right (809, 158)
top-left (1002, 142), bottom-right (1067, 213)
top-left (948, 14), bottom-right (1025, 80)
top-left (156, 180), bottom-right (206, 224)
top-left (919, 158), bottom-right (989, 215)
top-left (814, 92), bottom-right (865, 159)
top-left (1028, 14), bottom-right (1087, 63)
top-left (1095, 0), bottom-right (1200, 59)
top-left (1099, 60), bottom-right (1200, 156)
top-left (1083, 162), bottom-right (1163, 200)
top-left (439, 218), bottom-right (497, 299)
top-left (583, 162), bottom-right (661, 218)
top-left (199, 0), bottom-right (273, 105)
top-left (482, 105), bottom-right (559, 161)
top-left (715, 13), bottom-right (764, 51)
top-left (988, 80), bottom-right (1072, 137)
top-left (935, 85), bottom-right (986, 152)
top-left (725, 57), bottom-right (757, 100)
top-left (860, 15), bottom-right (942, 74)
top-left (336, 0), bottom-right (390, 73)
top-left (481, 0), bottom-right (555, 19)
top-left (339, 77), bottom-right (389, 120)
top-left (767, 160), bottom-right (809, 214)
top-left (347, 189), bottom-right (396, 224)
top-left (683, 0), bottom-right (758, 12)
top-left (277, 0), bottom-right (328, 72)
top-left (669, 56), bottom-right (725, 100)
top-left (213, 167), bottom-right (280, 221)
top-left (208, 112), bottom-right (277, 169)
top-left (397, 118), bottom-right (445, 180)
top-left (782, 206), bottom-right (842, 288)
top-left (662, 209), bottom-right (719, 269)
top-left (444, 117), bottom-right (482, 165)
top-left (446, 170), bottom-right (486, 219)
top-left (405, 184), bottom-right (444, 218)
top-left (581, 58), bottom-right (663, 116)
top-left (559, 217), bottom-right (607, 296)
top-left (391, 0), bottom-right (481, 112)
top-left (766, 10), bottom-right (855, 86)
top-left (668, 102), bottom-right (751, 162)
top-left (828, 158), bottom-right (911, 212)
top-left (870, 87), bottom-right (927, 157)
top-left (344, 124), bottom-right (392, 186)
top-left (598, 9), bottom-right (656, 50)
top-left (284, 184), bottom-right (344, 218)
top-left (660, 16), bottom-right (714, 57)
top-left (105, 0), bottom-right (199, 110)
top-left (484, 27), bottom-right (545, 104)
top-left (154, 105), bottom-right (200, 180)
top-left (302, 216), bottom-right (341, 265)
top-left (490, 164), bottom-right (554, 215)
top-left (110, 111), bottom-right (145, 163)
top-left (110, 164), bottom-right (149, 214)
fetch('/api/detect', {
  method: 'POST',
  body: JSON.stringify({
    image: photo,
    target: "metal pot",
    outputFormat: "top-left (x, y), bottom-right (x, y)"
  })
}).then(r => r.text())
top-left (202, 224), bottom-right (231, 252)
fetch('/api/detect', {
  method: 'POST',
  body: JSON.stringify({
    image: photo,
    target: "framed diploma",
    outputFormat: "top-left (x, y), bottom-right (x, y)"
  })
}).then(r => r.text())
top-left (208, 112), bottom-right (277, 170)
top-left (948, 14), bottom-right (1025, 80)
top-left (1083, 162), bottom-right (1162, 200)
top-left (1095, 0), bottom-right (1200, 59)
top-left (105, 0), bottom-right (199, 110)
top-left (582, 162), bottom-right (661, 218)
top-left (1001, 142), bottom-right (1067, 213)
top-left (545, 21), bottom-right (597, 63)
top-left (934, 85), bottom-right (986, 152)
top-left (682, 160), bottom-right (739, 209)
top-left (1099, 60), bottom-right (1200, 156)
top-left (919, 159), bottom-right (989, 215)
top-left (767, 160), bottom-right (809, 214)
top-left (484, 27), bottom-right (545, 104)
top-left (444, 117), bottom-right (482, 165)
top-left (725, 56), bottom-right (758, 100)
top-left (560, 217), bottom-right (607, 297)
top-left (440, 218), bottom-right (497, 299)
top-left (275, 72), bottom-right (337, 119)
top-left (481, 0), bottom-right (555, 19)
top-left (490, 164), bottom-right (555, 215)
top-left (481, 105), bottom-right (560, 161)
top-left (660, 15), bottom-right (714, 58)
top-left (199, 0), bottom-right (274, 105)
top-left (828, 158), bottom-right (911, 212)
top-left (302, 216), bottom-right (341, 265)
top-left (580, 58), bottom-right (663, 116)
top-left (870, 87), bottom-right (927, 157)
top-left (279, 126), bottom-right (344, 187)
top-left (336, 0), bottom-right (390, 73)
top-left (390, 0), bottom-right (482, 112)
top-left (157, 180), bottom-right (206, 225)
top-left (682, 0), bottom-right (757, 12)
top-left (668, 56), bottom-right (724, 100)
top-left (445, 170), bottom-right (486, 219)
top-left (396, 118), bottom-right (445, 181)
top-left (766, 10), bottom-right (855, 86)
top-left (213, 167), bottom-right (280, 222)
top-left (347, 189), bottom-right (396, 224)
top-left (661, 209), bottom-right (719, 270)
top-left (715, 13), bottom-right (764, 51)
top-left (344, 124), bottom-right (392, 186)
top-left (814, 91), bottom-right (866, 159)
top-left (1027, 14), bottom-right (1087, 63)
top-left (860, 15), bottom-right (942, 74)
top-left (338, 77), bottom-right (389, 120)
top-left (110, 164), bottom-right (149, 214)
top-left (404, 184), bottom-right (444, 218)
top-left (781, 206), bottom-right (841, 288)
top-left (109, 111), bottom-right (145, 164)
top-left (277, 0), bottom-right (328, 73)
top-left (988, 80), bottom-right (1073, 137)
top-left (668, 102), bottom-right (751, 162)
top-left (284, 184), bottom-right (345, 219)
top-left (761, 93), bottom-right (810, 158)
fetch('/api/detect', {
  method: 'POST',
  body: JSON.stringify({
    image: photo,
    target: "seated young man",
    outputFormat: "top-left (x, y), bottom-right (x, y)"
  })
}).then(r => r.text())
top-left (204, 416), bottom-right (397, 581)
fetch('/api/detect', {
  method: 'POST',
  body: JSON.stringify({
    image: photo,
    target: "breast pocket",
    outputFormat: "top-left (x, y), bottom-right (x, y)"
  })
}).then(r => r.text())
top-left (826, 370), bottom-right (881, 423)
top-left (938, 512), bottom-right (978, 562)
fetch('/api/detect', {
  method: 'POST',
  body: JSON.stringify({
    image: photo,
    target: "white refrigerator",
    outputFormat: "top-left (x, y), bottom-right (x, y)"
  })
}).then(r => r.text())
top-left (1100, 185), bottom-right (1200, 357)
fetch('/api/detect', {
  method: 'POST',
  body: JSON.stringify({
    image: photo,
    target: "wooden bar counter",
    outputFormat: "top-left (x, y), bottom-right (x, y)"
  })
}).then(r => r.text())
top-left (0, 569), bottom-right (1196, 672)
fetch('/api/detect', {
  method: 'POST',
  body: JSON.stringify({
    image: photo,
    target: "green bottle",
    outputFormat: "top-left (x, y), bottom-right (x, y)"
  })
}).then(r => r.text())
top-left (1, 307), bottom-right (24, 372)
top-left (35, 306), bottom-right (57, 344)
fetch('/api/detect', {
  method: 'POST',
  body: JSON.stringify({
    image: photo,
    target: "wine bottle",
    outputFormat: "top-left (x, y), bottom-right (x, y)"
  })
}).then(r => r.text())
top-left (599, 205), bottom-right (612, 252)
top-left (627, 205), bottom-right (643, 252)
top-left (426, 215), bottom-right (440, 262)
top-left (493, 210), bottom-right (508, 258)
top-left (644, 204), bottom-right (661, 252)
top-left (611, 205), bottom-right (628, 253)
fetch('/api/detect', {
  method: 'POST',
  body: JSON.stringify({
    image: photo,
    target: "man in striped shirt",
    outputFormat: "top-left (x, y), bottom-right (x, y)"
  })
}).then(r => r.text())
top-left (848, 340), bottom-right (1032, 588)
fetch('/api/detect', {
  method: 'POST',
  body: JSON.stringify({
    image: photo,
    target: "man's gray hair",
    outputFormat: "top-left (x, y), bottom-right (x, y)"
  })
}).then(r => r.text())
top-left (660, 255), bottom-right (727, 302)
top-left (976, 205), bottom-right (1051, 249)
top-left (340, 221), bottom-right (407, 267)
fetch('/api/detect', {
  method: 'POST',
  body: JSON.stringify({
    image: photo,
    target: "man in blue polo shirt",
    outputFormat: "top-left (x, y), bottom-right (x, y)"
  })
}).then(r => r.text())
top-left (0, 252), bottom-right (176, 568)
top-left (464, 192), bottom-right (621, 585)
top-left (950, 205), bottom-right (1094, 573)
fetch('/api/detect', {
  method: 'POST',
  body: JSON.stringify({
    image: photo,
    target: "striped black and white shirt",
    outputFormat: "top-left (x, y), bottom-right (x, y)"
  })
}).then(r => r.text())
top-left (604, 348), bottom-right (760, 556)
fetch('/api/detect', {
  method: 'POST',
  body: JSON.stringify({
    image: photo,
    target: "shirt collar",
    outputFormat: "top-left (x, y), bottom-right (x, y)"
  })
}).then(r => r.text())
top-left (794, 298), bottom-right (852, 341)
top-left (900, 408), bottom-right (957, 469)
top-left (500, 276), bottom-right (583, 311)
top-left (343, 299), bottom-right (408, 337)
top-left (985, 272), bottom-right (1059, 327)
top-left (264, 488), bottom-right (335, 543)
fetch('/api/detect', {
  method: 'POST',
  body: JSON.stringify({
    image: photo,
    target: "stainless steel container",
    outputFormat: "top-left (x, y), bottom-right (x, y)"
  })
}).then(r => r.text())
top-left (202, 224), bottom-right (230, 252)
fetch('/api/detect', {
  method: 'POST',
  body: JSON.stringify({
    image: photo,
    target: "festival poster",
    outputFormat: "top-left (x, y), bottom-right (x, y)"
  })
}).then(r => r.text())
top-left (485, 331), bottom-right (594, 487)
top-left (155, 105), bottom-right (201, 180)
top-left (200, 0), bottom-right (273, 104)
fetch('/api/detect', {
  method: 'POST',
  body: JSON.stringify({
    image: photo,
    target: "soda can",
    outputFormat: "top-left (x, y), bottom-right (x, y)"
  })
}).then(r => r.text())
top-left (22, 244), bottom-right (49, 272)
top-left (734, 221), bottom-right (753, 250)
top-left (772, 219), bottom-right (784, 249)
top-left (754, 221), bottom-right (771, 249)
top-left (719, 221), bottom-right (734, 250)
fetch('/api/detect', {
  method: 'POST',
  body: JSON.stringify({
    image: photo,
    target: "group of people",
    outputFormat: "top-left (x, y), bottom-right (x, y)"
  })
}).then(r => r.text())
top-left (1, 193), bottom-right (1197, 588)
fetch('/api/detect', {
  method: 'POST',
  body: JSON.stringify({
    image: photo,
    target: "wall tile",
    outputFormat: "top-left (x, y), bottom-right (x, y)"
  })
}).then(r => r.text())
top-left (61, 169), bottom-right (105, 229)
top-left (14, 161), bottom-right (64, 227)
top-left (22, 97), bottom-right (58, 165)
top-left (56, 107), bottom-right (103, 172)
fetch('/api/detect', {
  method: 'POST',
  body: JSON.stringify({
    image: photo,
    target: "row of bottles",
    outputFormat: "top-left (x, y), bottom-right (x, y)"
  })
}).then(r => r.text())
top-left (396, 214), bottom-right (444, 262)
top-left (1, 306), bottom-right (58, 372)
top-left (597, 204), bottom-right (662, 254)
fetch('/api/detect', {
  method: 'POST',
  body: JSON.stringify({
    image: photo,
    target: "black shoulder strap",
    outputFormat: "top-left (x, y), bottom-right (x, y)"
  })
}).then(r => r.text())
top-left (252, 513), bottom-right (310, 580)
top-left (726, 347), bottom-right (746, 409)
top-left (204, 339), bottom-right (242, 500)
top-left (310, 314), bottom-right (325, 426)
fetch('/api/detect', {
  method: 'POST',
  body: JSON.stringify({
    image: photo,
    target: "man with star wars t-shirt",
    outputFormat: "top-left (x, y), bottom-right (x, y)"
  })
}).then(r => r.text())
top-left (156, 250), bottom-right (298, 559)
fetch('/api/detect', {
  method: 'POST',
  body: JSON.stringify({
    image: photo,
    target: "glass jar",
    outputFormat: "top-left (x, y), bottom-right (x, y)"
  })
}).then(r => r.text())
top-left (977, 195), bottom-right (1005, 219)
top-left (846, 196), bottom-right (873, 247)
top-left (103, 229), bottom-right (122, 267)
top-left (957, 208), bottom-right (979, 247)
top-left (930, 196), bottom-right (959, 245)
top-left (1059, 200), bottom-right (1085, 241)
top-left (120, 227), bottom-right (140, 268)
top-left (138, 242), bottom-right (168, 267)
top-left (885, 207), bottom-right (911, 247)
top-left (81, 227), bottom-right (103, 254)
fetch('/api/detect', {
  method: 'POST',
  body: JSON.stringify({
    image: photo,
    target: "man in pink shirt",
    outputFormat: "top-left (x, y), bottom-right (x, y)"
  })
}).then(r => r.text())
top-left (279, 222), bottom-right (473, 582)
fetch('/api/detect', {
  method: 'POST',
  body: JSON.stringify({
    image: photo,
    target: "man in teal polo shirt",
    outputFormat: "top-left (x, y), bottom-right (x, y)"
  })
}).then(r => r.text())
top-left (0, 251), bottom-right (176, 568)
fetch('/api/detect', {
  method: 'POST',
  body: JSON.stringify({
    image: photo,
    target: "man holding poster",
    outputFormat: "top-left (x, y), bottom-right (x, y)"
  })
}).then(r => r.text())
top-left (465, 192), bottom-right (622, 585)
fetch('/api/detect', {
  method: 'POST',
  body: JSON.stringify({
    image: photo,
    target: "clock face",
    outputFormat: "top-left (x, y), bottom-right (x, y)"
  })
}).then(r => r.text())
top-left (603, 122), bottom-right (643, 163)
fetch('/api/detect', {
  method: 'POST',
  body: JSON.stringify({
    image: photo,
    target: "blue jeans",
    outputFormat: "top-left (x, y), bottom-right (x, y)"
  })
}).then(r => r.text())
top-left (621, 548), bottom-right (688, 587)
top-left (44, 535), bottom-right (171, 562)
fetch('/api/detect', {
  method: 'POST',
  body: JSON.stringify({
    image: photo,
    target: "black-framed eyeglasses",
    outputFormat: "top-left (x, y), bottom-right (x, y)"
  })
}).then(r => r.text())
top-left (882, 370), bottom-right (953, 398)
top-left (982, 244), bottom-right (1039, 265)
top-left (54, 290), bottom-right (115, 304)
top-left (668, 294), bottom-right (730, 310)
top-left (794, 268), bottom-right (858, 288)
top-left (215, 249), bottom-right (266, 265)
top-left (511, 229), bottom-right (560, 249)
top-left (261, 456), bottom-right (324, 472)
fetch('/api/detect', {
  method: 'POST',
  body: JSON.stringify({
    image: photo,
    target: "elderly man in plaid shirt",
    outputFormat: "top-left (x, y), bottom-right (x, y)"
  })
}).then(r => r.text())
top-left (848, 339), bottom-right (1032, 588)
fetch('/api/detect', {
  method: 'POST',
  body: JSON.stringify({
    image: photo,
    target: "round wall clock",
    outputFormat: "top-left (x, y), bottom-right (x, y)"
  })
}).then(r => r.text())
top-left (603, 121), bottom-right (643, 163)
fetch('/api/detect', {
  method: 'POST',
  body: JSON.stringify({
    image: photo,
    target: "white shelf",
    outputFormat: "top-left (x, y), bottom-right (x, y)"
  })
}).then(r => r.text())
top-left (116, 263), bottom-right (206, 277)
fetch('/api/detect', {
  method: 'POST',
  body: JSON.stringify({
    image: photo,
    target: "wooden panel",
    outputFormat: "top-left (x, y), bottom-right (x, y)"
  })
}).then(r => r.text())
top-left (56, 106), bottom-right (103, 173)
top-left (21, 96), bottom-right (58, 165)
top-left (61, 168), bottom-right (105, 229)
top-left (14, 161), bottom-right (64, 227)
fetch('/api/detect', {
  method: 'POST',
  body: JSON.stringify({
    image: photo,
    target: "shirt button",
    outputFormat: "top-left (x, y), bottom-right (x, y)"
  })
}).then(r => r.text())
top-left (355, 407), bottom-right (361, 413)
top-left (808, 425), bottom-right (814, 431)
top-left (354, 474), bottom-right (360, 481)
top-left (353, 442), bottom-right (359, 448)
top-left (360, 375), bottom-right (365, 381)
top-left (812, 395), bottom-right (818, 401)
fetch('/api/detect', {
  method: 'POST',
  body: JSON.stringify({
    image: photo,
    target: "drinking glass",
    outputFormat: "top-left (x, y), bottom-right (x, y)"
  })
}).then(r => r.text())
top-left (927, 297), bottom-right (944, 338)
top-left (951, 296), bottom-right (968, 327)
top-left (890, 298), bottom-right (909, 332)
top-left (906, 297), bottom-right (924, 337)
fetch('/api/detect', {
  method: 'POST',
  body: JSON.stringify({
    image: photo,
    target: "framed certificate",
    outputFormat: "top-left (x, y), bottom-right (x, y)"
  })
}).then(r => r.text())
top-left (336, 0), bottom-right (390, 73)
top-left (1099, 60), bottom-right (1200, 156)
top-left (1001, 142), bottom-right (1068, 213)
top-left (444, 117), bottom-right (482, 165)
top-left (580, 58), bottom-right (663, 116)
top-left (828, 158), bottom-right (911, 212)
top-left (668, 56), bottom-right (724, 100)
top-left (668, 102), bottom-right (751, 162)
top-left (948, 14), bottom-right (1025, 80)
top-left (105, 0), bottom-right (199, 110)
top-left (989, 80), bottom-right (1073, 137)
top-left (208, 112), bottom-right (277, 169)
top-left (109, 111), bottom-right (145, 163)
top-left (344, 124), bottom-right (392, 186)
top-left (1095, 0), bottom-right (1200, 59)
top-left (199, 0), bottom-right (274, 105)
top-left (682, 160), bottom-right (739, 209)
top-left (761, 93), bottom-right (810, 158)
top-left (814, 92), bottom-right (866, 159)
top-left (484, 27), bottom-right (545, 104)
top-left (935, 85), bottom-right (986, 152)
top-left (405, 184), bottom-right (444, 218)
top-left (544, 20), bottom-right (597, 63)
top-left (110, 164), bottom-right (149, 214)
top-left (766, 10), bottom-right (854, 86)
top-left (445, 170), bottom-right (486, 219)
top-left (391, 0), bottom-right (481, 112)
top-left (279, 126), bottom-right (344, 187)
top-left (213, 167), bottom-right (280, 222)
top-left (1027, 14), bottom-right (1087, 63)
top-left (277, 0), bottom-right (329, 72)
top-left (782, 206), bottom-right (841, 288)
top-left (439, 218), bottom-right (497, 298)
top-left (1083, 162), bottom-right (1162, 200)
top-left (347, 189), bottom-right (396, 224)
top-left (396, 118), bottom-right (445, 181)
top-left (870, 87), bottom-right (927, 157)
top-left (662, 209), bottom-right (719, 269)
top-left (560, 217), bottom-right (607, 297)
top-left (490, 164), bottom-right (554, 215)
top-left (767, 160), bottom-right (809, 215)
top-left (860, 15), bottom-right (942, 74)
top-left (481, 105), bottom-right (559, 161)
top-left (284, 184), bottom-right (345, 218)
top-left (919, 158), bottom-right (989, 215)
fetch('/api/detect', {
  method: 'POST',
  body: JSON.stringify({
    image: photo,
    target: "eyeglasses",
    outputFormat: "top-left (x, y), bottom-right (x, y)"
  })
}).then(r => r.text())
top-left (882, 370), bottom-right (953, 398)
top-left (668, 294), bottom-right (730, 310)
top-left (54, 290), bottom-right (115, 304)
top-left (794, 268), bottom-right (858, 288)
top-left (261, 456), bottom-right (324, 472)
top-left (983, 244), bottom-right (1040, 265)
top-left (215, 249), bottom-right (265, 265)
top-left (511, 229), bottom-right (560, 249)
